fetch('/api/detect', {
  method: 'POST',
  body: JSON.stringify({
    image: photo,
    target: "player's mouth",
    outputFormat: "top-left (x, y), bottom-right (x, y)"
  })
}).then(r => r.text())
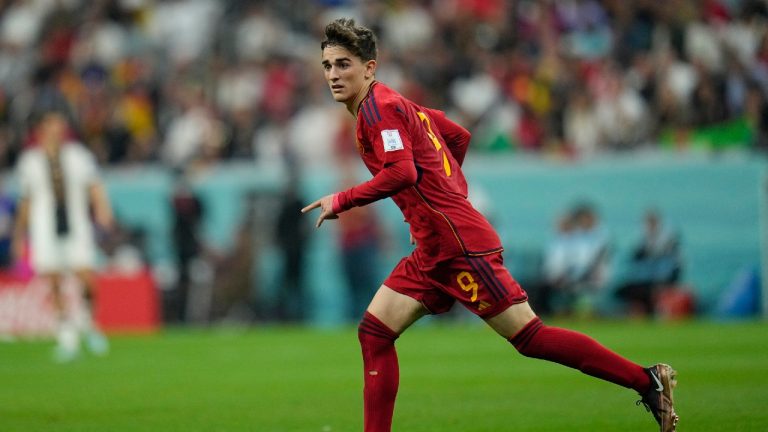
top-left (331, 84), bottom-right (344, 92)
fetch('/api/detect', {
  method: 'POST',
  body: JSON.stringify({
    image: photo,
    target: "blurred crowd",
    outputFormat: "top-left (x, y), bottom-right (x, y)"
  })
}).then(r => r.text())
top-left (1, 0), bottom-right (768, 172)
top-left (530, 203), bottom-right (688, 319)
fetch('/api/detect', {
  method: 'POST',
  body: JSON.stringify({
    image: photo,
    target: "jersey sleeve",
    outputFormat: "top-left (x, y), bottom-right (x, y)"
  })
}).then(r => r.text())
top-left (362, 98), bottom-right (414, 166)
top-left (74, 144), bottom-right (100, 183)
top-left (421, 108), bottom-right (471, 166)
top-left (332, 159), bottom-right (417, 213)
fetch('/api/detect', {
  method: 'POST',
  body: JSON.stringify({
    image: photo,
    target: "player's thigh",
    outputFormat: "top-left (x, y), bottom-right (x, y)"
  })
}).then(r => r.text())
top-left (72, 268), bottom-right (96, 294)
top-left (367, 285), bottom-right (429, 334)
top-left (484, 301), bottom-right (538, 339)
top-left (436, 254), bottom-right (528, 319)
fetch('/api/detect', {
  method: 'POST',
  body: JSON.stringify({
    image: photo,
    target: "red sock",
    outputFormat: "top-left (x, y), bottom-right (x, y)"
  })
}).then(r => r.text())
top-left (509, 317), bottom-right (651, 393)
top-left (358, 312), bottom-right (400, 432)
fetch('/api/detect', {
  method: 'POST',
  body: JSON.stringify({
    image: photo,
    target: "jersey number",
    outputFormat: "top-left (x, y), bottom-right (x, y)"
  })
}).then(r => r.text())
top-left (417, 111), bottom-right (452, 177)
top-left (456, 271), bottom-right (478, 302)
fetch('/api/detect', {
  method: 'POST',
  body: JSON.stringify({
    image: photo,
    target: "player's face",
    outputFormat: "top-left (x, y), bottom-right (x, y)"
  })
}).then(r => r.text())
top-left (38, 113), bottom-right (68, 146)
top-left (321, 45), bottom-right (374, 107)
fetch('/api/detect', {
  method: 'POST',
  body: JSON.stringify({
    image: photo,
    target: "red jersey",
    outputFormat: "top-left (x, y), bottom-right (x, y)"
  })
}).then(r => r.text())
top-left (335, 82), bottom-right (502, 270)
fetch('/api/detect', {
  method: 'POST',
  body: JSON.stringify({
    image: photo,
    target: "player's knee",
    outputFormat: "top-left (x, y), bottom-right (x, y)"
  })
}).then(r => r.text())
top-left (358, 311), bottom-right (399, 346)
top-left (507, 316), bottom-right (544, 357)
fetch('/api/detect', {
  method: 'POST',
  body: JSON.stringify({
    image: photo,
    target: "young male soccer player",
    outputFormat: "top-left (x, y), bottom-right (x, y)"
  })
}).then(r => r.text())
top-left (302, 18), bottom-right (679, 432)
top-left (13, 108), bottom-right (113, 362)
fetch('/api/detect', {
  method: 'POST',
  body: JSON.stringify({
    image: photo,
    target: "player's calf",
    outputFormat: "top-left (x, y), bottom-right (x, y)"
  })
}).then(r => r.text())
top-left (358, 312), bottom-right (400, 432)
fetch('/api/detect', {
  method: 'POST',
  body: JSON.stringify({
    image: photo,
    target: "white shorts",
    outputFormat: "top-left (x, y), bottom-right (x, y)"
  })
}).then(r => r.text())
top-left (31, 234), bottom-right (96, 274)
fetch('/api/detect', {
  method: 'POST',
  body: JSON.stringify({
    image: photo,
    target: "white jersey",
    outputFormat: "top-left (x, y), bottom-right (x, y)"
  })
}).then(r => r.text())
top-left (16, 142), bottom-right (100, 272)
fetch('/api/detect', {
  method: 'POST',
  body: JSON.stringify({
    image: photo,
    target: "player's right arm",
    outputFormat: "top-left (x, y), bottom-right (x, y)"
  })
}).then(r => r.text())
top-left (421, 108), bottom-right (471, 166)
top-left (11, 197), bottom-right (28, 262)
top-left (332, 159), bottom-right (417, 213)
top-left (302, 159), bottom-right (417, 228)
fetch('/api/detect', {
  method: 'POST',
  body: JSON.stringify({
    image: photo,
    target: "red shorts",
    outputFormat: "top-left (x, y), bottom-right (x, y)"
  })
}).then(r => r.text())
top-left (383, 253), bottom-right (528, 319)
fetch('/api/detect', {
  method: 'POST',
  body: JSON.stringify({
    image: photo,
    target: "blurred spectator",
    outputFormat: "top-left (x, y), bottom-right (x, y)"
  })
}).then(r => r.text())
top-left (169, 169), bottom-right (205, 323)
top-left (216, 63), bottom-right (262, 160)
top-left (273, 171), bottom-right (310, 323)
top-left (536, 212), bottom-right (577, 315)
top-left (233, 4), bottom-right (287, 62)
top-left (210, 191), bottom-right (260, 323)
top-left (253, 108), bottom-right (291, 168)
top-left (0, 0), bottom-right (54, 52)
top-left (563, 87), bottom-right (601, 157)
top-left (615, 209), bottom-right (683, 316)
top-left (162, 83), bottom-right (225, 170)
top-left (382, 1), bottom-right (435, 53)
top-left (592, 62), bottom-right (651, 151)
top-left (655, 49), bottom-right (699, 131)
top-left (691, 66), bottom-right (728, 127)
top-left (538, 202), bottom-right (611, 316)
top-left (570, 203), bottom-right (611, 289)
top-left (287, 77), bottom-right (340, 168)
top-left (146, 0), bottom-right (222, 68)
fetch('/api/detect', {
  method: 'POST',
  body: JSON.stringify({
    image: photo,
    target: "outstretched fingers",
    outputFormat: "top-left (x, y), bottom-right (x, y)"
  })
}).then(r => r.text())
top-left (301, 200), bottom-right (322, 214)
top-left (301, 196), bottom-right (338, 228)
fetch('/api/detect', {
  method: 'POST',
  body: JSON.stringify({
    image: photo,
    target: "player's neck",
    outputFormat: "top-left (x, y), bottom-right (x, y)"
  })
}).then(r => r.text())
top-left (42, 141), bottom-right (62, 156)
top-left (347, 79), bottom-right (375, 117)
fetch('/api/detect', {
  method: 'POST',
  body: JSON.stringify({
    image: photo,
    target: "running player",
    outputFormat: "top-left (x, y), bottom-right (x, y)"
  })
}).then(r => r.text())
top-left (302, 18), bottom-right (678, 432)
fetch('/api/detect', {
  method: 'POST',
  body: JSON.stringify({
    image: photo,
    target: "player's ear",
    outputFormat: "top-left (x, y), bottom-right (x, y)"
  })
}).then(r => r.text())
top-left (364, 59), bottom-right (377, 80)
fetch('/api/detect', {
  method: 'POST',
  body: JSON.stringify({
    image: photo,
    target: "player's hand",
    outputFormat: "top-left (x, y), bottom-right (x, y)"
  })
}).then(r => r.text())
top-left (301, 194), bottom-right (339, 228)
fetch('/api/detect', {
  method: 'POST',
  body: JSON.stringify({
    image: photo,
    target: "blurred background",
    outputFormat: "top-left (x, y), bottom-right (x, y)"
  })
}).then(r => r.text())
top-left (0, 0), bottom-right (765, 334)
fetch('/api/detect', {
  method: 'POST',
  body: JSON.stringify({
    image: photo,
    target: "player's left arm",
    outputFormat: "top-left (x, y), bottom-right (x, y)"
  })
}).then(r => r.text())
top-left (82, 149), bottom-right (114, 230)
top-left (89, 182), bottom-right (114, 231)
top-left (421, 108), bottom-right (471, 166)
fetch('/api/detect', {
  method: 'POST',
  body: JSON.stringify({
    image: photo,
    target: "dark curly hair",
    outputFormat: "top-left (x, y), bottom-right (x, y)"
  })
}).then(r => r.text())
top-left (321, 18), bottom-right (377, 61)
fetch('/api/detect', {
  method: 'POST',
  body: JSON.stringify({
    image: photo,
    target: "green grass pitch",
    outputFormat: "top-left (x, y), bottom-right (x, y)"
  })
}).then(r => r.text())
top-left (1, 319), bottom-right (766, 431)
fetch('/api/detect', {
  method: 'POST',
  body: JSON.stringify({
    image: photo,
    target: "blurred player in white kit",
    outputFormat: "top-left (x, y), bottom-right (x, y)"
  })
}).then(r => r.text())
top-left (12, 107), bottom-right (114, 362)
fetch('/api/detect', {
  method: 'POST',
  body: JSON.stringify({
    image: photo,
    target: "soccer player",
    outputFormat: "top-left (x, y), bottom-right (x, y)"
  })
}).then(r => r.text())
top-left (302, 18), bottom-right (678, 432)
top-left (13, 107), bottom-right (114, 362)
